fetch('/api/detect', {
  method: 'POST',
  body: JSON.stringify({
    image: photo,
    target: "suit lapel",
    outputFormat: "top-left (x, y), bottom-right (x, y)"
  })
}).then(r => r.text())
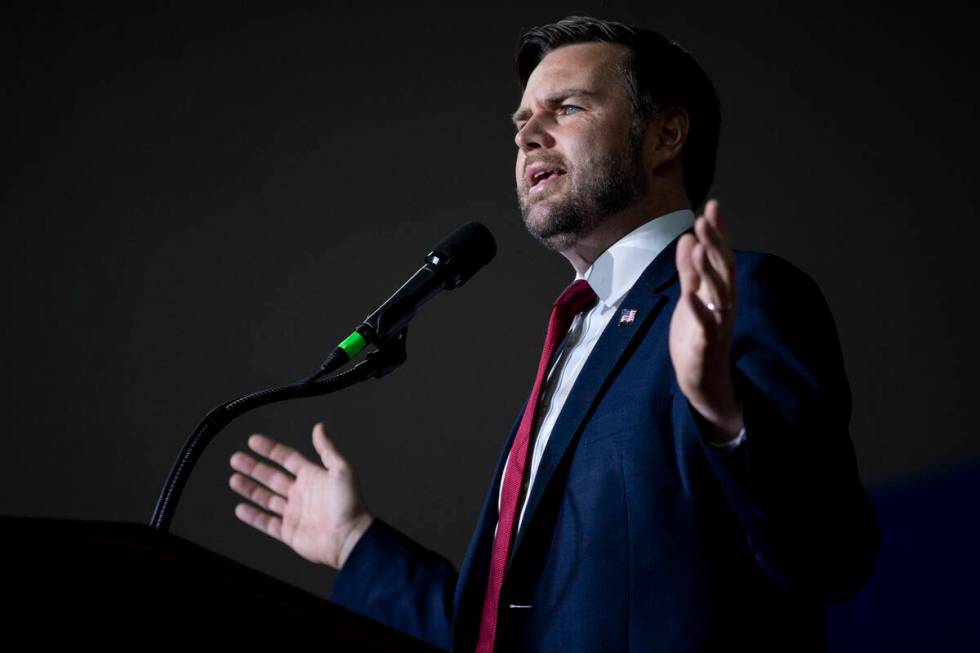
top-left (506, 236), bottom-right (684, 575)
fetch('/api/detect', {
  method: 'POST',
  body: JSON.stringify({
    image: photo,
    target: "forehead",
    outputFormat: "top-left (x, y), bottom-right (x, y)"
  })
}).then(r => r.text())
top-left (520, 41), bottom-right (629, 102)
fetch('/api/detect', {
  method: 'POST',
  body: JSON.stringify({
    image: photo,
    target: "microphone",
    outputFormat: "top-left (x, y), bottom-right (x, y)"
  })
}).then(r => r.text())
top-left (309, 222), bottom-right (496, 381)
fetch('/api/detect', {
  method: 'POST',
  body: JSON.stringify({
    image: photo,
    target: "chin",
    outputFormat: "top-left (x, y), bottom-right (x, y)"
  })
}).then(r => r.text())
top-left (522, 203), bottom-right (555, 235)
top-left (521, 208), bottom-right (575, 251)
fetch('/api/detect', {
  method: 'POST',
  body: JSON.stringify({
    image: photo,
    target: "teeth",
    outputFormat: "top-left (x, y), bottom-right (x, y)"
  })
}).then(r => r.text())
top-left (530, 168), bottom-right (565, 186)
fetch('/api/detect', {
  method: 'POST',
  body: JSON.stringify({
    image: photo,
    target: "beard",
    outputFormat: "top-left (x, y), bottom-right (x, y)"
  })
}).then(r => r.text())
top-left (518, 127), bottom-right (646, 252)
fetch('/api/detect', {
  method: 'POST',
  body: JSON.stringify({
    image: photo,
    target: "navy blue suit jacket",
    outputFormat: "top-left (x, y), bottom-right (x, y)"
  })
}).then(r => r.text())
top-left (331, 240), bottom-right (879, 651)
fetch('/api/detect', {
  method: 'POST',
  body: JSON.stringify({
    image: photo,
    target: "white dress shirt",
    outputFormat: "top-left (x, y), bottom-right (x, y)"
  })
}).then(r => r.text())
top-left (498, 209), bottom-right (745, 534)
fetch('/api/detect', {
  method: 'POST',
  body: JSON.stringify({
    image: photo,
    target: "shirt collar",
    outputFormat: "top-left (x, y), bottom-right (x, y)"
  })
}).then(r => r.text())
top-left (577, 209), bottom-right (695, 308)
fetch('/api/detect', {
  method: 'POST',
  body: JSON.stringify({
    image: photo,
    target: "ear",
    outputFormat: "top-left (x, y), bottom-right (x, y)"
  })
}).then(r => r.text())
top-left (648, 107), bottom-right (690, 164)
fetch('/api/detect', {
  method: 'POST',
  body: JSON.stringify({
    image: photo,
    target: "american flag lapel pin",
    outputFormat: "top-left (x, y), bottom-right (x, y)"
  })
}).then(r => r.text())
top-left (618, 308), bottom-right (637, 326)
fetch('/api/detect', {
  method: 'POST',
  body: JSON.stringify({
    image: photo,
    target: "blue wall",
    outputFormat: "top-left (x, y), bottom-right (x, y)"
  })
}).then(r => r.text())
top-left (828, 463), bottom-right (980, 650)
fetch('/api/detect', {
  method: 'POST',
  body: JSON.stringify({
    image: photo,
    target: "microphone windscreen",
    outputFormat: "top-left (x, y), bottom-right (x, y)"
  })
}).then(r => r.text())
top-left (430, 222), bottom-right (496, 288)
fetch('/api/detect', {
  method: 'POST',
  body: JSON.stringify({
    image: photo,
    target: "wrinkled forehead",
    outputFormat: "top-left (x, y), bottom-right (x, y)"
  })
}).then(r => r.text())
top-left (519, 42), bottom-right (630, 104)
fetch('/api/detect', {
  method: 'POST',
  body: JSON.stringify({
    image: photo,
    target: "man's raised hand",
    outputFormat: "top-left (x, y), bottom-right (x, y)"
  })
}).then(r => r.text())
top-left (228, 422), bottom-right (374, 570)
top-left (668, 199), bottom-right (744, 444)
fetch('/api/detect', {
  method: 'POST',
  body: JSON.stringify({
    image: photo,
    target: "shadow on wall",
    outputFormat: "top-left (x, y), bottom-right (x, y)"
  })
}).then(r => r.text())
top-left (827, 461), bottom-right (980, 651)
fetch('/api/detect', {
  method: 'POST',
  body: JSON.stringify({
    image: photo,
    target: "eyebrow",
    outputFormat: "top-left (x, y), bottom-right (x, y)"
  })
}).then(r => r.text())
top-left (510, 88), bottom-right (601, 127)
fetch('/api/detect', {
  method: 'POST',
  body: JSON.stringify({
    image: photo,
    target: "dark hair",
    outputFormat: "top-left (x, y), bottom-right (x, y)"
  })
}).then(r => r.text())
top-left (516, 16), bottom-right (721, 210)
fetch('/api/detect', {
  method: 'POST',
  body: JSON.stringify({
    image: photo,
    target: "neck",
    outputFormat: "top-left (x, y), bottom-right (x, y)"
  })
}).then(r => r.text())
top-left (559, 192), bottom-right (691, 275)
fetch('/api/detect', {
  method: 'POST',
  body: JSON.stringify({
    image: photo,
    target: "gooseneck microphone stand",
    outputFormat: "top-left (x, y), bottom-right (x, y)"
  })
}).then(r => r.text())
top-left (149, 329), bottom-right (409, 533)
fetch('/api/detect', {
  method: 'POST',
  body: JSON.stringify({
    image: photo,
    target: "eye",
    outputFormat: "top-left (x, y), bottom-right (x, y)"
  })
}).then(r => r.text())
top-left (559, 105), bottom-right (582, 116)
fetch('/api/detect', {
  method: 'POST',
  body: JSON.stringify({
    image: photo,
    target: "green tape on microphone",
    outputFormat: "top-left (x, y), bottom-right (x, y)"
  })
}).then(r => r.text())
top-left (339, 330), bottom-right (367, 359)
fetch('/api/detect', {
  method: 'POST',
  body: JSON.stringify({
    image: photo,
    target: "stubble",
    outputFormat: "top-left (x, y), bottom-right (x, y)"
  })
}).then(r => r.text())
top-left (518, 125), bottom-right (646, 252)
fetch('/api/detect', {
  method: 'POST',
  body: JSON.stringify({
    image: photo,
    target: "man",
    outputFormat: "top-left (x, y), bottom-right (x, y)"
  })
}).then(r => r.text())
top-left (228, 16), bottom-right (878, 651)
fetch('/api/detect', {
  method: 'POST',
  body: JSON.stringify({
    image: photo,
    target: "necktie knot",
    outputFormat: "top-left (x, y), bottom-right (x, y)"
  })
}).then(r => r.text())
top-left (554, 279), bottom-right (597, 316)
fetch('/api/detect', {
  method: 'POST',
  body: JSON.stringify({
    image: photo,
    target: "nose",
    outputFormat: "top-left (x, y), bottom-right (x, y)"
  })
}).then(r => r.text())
top-left (514, 113), bottom-right (553, 152)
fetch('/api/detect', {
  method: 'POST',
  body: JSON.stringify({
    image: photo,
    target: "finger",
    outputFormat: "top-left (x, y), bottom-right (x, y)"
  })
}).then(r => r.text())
top-left (705, 198), bottom-right (721, 226)
top-left (312, 422), bottom-right (347, 470)
top-left (234, 502), bottom-right (284, 542)
top-left (229, 472), bottom-right (288, 516)
top-left (681, 287), bottom-right (718, 337)
top-left (706, 199), bottom-right (728, 240)
top-left (675, 232), bottom-right (700, 294)
top-left (692, 240), bottom-right (732, 316)
top-left (229, 450), bottom-right (294, 496)
top-left (702, 201), bottom-right (738, 308)
top-left (695, 213), bottom-right (734, 287)
top-left (248, 433), bottom-right (308, 476)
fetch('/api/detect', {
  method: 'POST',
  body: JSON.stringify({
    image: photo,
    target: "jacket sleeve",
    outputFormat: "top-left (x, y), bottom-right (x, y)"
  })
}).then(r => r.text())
top-left (330, 518), bottom-right (457, 651)
top-left (683, 252), bottom-right (879, 602)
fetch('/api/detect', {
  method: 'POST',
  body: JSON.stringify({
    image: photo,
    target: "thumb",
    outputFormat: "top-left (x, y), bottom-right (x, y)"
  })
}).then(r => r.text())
top-left (312, 422), bottom-right (346, 469)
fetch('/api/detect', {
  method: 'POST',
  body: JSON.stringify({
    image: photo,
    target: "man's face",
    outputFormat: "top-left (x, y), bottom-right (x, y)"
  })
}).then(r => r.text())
top-left (513, 42), bottom-right (646, 251)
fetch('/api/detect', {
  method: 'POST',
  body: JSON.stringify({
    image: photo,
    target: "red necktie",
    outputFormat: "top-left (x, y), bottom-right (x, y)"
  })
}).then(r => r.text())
top-left (474, 279), bottom-right (597, 653)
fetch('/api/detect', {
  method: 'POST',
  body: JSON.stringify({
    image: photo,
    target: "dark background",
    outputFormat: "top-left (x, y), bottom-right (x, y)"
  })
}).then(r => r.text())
top-left (2, 1), bottom-right (977, 602)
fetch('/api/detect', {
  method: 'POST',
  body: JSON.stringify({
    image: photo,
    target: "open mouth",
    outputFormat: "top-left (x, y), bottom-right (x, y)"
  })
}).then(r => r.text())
top-left (529, 167), bottom-right (567, 190)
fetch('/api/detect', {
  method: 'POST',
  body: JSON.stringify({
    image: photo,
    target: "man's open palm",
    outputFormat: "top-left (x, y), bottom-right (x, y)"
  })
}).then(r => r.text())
top-left (229, 422), bottom-right (373, 569)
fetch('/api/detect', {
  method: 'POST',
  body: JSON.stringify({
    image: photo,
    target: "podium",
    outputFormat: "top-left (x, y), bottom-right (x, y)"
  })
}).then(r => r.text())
top-left (2, 516), bottom-right (444, 649)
